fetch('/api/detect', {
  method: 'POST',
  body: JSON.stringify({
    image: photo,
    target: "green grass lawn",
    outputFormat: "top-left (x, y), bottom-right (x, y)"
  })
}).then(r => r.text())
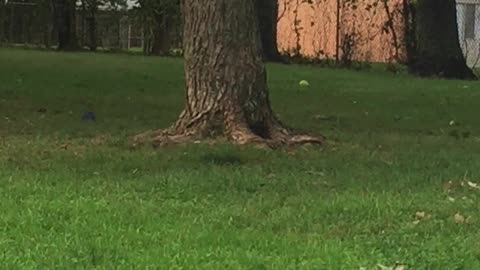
top-left (1, 48), bottom-right (480, 269)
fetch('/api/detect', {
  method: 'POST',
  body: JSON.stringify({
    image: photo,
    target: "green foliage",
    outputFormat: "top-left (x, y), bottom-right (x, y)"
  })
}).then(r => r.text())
top-left (133, 0), bottom-right (179, 14)
top-left (83, 0), bottom-right (128, 10)
top-left (1, 48), bottom-right (480, 269)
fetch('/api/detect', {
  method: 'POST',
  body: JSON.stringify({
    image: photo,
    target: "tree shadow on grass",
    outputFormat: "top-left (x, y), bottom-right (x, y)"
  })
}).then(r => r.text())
top-left (200, 152), bottom-right (245, 166)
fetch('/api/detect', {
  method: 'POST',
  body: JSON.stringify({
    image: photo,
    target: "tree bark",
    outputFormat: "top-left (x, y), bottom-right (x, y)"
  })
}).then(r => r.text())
top-left (255, 0), bottom-right (283, 62)
top-left (410, 0), bottom-right (476, 79)
top-left (54, 0), bottom-right (79, 51)
top-left (135, 0), bottom-right (323, 148)
top-left (403, 0), bottom-right (416, 66)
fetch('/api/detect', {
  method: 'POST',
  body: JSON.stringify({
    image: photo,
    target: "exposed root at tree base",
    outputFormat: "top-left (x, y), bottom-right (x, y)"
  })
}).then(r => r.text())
top-left (226, 123), bottom-right (325, 148)
top-left (132, 130), bottom-right (197, 148)
top-left (132, 127), bottom-right (325, 150)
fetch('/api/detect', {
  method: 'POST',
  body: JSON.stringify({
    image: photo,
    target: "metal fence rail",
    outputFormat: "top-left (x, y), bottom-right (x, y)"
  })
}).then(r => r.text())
top-left (457, 1), bottom-right (480, 68)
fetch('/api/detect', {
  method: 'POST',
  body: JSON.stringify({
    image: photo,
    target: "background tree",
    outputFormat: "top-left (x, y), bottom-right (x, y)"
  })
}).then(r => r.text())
top-left (0, 1), bottom-right (5, 44)
top-left (402, 0), bottom-right (416, 66)
top-left (135, 0), bottom-right (323, 147)
top-left (81, 0), bottom-right (99, 51)
top-left (39, 0), bottom-right (55, 48)
top-left (133, 0), bottom-right (180, 55)
top-left (409, 0), bottom-right (476, 79)
top-left (80, 0), bottom-right (127, 51)
top-left (53, 0), bottom-right (79, 50)
top-left (255, 0), bottom-right (283, 62)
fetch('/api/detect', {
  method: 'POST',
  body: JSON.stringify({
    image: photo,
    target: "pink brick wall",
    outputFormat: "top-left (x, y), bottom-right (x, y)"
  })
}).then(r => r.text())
top-left (277, 0), bottom-right (407, 63)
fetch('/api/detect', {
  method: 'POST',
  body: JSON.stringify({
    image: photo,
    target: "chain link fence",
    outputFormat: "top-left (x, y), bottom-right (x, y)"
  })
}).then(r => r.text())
top-left (0, 1), bottom-right (50, 46)
top-left (0, 1), bottom-right (143, 51)
top-left (0, 1), bottom-right (183, 53)
top-left (457, 0), bottom-right (480, 71)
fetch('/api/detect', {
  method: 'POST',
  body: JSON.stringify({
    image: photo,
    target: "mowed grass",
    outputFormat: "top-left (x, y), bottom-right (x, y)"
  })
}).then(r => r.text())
top-left (1, 48), bottom-right (480, 269)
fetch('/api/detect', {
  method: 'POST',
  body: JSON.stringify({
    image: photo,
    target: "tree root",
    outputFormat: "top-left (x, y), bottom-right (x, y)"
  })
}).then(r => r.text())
top-left (227, 132), bottom-right (325, 149)
top-left (132, 117), bottom-right (325, 149)
top-left (131, 129), bottom-right (196, 148)
top-left (132, 130), bottom-right (324, 149)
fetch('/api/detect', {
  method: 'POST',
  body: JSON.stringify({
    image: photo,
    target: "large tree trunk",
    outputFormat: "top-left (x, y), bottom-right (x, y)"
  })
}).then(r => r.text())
top-left (403, 0), bottom-right (416, 66)
top-left (410, 0), bottom-right (476, 79)
top-left (54, 0), bottom-right (78, 51)
top-left (135, 0), bottom-right (323, 148)
top-left (150, 14), bottom-right (172, 56)
top-left (255, 0), bottom-right (283, 62)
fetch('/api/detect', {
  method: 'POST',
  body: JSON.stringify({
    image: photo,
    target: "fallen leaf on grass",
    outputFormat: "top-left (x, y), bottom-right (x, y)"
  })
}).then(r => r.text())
top-left (443, 180), bottom-right (456, 193)
top-left (266, 173), bottom-right (276, 179)
top-left (467, 181), bottom-right (480, 190)
top-left (306, 170), bottom-right (325, 177)
top-left (90, 134), bottom-right (111, 146)
top-left (415, 211), bottom-right (426, 219)
top-left (60, 143), bottom-right (70, 150)
top-left (443, 179), bottom-right (480, 193)
top-left (454, 213), bottom-right (474, 224)
top-left (454, 213), bottom-right (466, 224)
top-left (412, 211), bottom-right (431, 225)
top-left (466, 216), bottom-right (474, 224)
top-left (415, 211), bottom-right (431, 220)
top-left (377, 263), bottom-right (407, 270)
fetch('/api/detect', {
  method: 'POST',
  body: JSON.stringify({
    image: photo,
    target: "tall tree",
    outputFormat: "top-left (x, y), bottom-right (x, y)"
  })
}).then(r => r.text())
top-left (255, 0), bottom-right (282, 62)
top-left (403, 0), bottom-right (416, 65)
top-left (135, 0), bottom-right (323, 147)
top-left (150, 1), bottom-right (178, 56)
top-left (0, 2), bottom-right (5, 44)
top-left (37, 0), bottom-right (55, 48)
top-left (81, 0), bottom-right (98, 51)
top-left (54, 0), bottom-right (79, 50)
top-left (410, 0), bottom-right (476, 79)
top-left (134, 0), bottom-right (180, 56)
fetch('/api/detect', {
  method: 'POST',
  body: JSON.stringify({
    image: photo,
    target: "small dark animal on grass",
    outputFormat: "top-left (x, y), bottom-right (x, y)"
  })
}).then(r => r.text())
top-left (82, 111), bottom-right (96, 121)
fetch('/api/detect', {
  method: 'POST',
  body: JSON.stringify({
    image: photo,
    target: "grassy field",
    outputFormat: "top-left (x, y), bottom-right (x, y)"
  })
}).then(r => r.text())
top-left (1, 48), bottom-right (480, 269)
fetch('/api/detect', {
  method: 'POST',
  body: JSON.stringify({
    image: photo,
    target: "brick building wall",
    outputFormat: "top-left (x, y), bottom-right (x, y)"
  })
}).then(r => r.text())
top-left (277, 0), bottom-right (407, 63)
